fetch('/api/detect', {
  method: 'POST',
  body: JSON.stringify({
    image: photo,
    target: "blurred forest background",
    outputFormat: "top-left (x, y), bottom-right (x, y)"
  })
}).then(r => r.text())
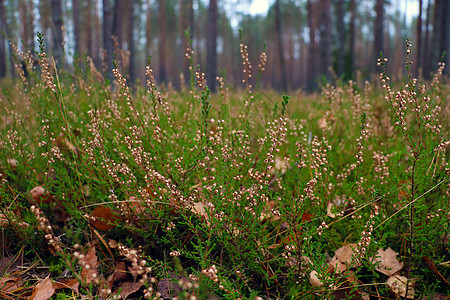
top-left (0, 0), bottom-right (448, 91)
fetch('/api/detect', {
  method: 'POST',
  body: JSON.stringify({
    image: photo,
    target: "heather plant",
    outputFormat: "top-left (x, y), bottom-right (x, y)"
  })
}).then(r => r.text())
top-left (0, 34), bottom-right (448, 300)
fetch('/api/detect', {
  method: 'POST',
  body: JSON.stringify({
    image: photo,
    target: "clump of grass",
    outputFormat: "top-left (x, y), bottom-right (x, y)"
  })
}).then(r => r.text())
top-left (0, 34), bottom-right (448, 299)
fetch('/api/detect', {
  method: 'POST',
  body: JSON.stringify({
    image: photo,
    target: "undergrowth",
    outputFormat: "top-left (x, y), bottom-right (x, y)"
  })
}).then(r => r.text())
top-left (0, 36), bottom-right (449, 299)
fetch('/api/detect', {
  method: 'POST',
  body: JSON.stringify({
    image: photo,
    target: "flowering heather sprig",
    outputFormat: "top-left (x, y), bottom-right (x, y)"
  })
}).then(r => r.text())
top-left (240, 43), bottom-right (253, 91)
top-left (30, 205), bottom-right (63, 254)
top-left (372, 151), bottom-right (392, 187)
top-left (337, 115), bottom-right (369, 185)
top-left (202, 265), bottom-right (219, 283)
top-left (116, 243), bottom-right (152, 282)
top-left (353, 205), bottom-right (379, 266)
top-left (195, 67), bottom-right (207, 92)
top-left (145, 61), bottom-right (163, 105)
top-left (112, 66), bottom-right (136, 116)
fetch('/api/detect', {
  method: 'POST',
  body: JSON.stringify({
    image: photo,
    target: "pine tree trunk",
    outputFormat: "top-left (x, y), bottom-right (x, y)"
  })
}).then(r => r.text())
top-left (346, 0), bottom-right (356, 79)
top-left (319, 0), bottom-right (332, 81)
top-left (50, 0), bottom-right (64, 68)
top-left (275, 0), bottom-right (287, 91)
top-left (112, 0), bottom-right (126, 46)
top-left (422, 0), bottom-right (431, 78)
top-left (128, 0), bottom-right (135, 84)
top-left (374, 0), bottom-right (385, 70)
top-left (103, 0), bottom-right (114, 80)
top-left (416, 0), bottom-right (423, 74)
top-left (307, 0), bottom-right (316, 91)
top-left (0, 0), bottom-right (7, 78)
top-left (206, 0), bottom-right (218, 92)
top-left (72, 0), bottom-right (81, 56)
top-left (158, 0), bottom-right (167, 84)
top-left (145, 0), bottom-right (152, 58)
top-left (334, 0), bottom-right (345, 77)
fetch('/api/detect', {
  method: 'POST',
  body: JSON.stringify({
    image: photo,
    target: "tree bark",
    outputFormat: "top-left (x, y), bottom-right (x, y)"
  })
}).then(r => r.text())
top-left (346, 0), bottom-right (356, 79)
top-left (72, 0), bottom-right (81, 56)
top-left (275, 0), bottom-right (287, 91)
top-left (334, 0), bottom-right (345, 77)
top-left (416, 0), bottom-right (423, 74)
top-left (307, 0), bottom-right (316, 91)
top-left (19, 0), bottom-right (34, 52)
top-left (319, 0), bottom-right (332, 81)
top-left (103, 0), bottom-right (114, 80)
top-left (206, 0), bottom-right (218, 92)
top-left (50, 0), bottom-right (64, 68)
top-left (112, 0), bottom-right (126, 46)
top-left (128, 0), bottom-right (135, 84)
top-left (158, 0), bottom-right (167, 84)
top-left (373, 0), bottom-right (385, 70)
top-left (0, 0), bottom-right (7, 78)
top-left (145, 0), bottom-right (152, 58)
top-left (423, 0), bottom-right (431, 77)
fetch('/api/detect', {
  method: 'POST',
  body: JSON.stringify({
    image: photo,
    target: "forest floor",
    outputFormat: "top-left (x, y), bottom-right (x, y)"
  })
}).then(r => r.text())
top-left (0, 46), bottom-right (449, 299)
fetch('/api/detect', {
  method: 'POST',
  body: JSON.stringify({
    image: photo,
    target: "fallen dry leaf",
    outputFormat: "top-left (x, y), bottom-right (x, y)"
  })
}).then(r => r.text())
top-left (81, 245), bottom-right (99, 285)
top-left (331, 272), bottom-right (369, 300)
top-left (423, 257), bottom-right (450, 285)
top-left (28, 186), bottom-right (53, 204)
top-left (28, 275), bottom-right (55, 300)
top-left (0, 255), bottom-right (20, 274)
top-left (309, 270), bottom-right (324, 287)
top-left (371, 247), bottom-right (403, 276)
top-left (0, 276), bottom-right (24, 294)
top-left (158, 273), bottom-right (184, 298)
top-left (106, 261), bottom-right (129, 290)
top-left (114, 281), bottom-right (143, 299)
top-left (53, 277), bottom-right (80, 294)
top-left (334, 243), bottom-right (360, 268)
top-left (328, 256), bottom-right (347, 273)
top-left (7, 159), bottom-right (18, 168)
top-left (387, 274), bottom-right (415, 299)
top-left (90, 205), bottom-right (121, 231)
top-left (327, 202), bottom-right (336, 218)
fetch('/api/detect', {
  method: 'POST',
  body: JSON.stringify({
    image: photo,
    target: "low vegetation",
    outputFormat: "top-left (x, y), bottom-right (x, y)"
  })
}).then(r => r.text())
top-left (0, 37), bottom-right (449, 299)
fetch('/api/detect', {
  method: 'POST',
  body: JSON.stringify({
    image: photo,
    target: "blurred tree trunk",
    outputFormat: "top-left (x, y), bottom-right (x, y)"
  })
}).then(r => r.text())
top-left (307, 0), bottom-right (316, 91)
top-left (145, 0), bottom-right (152, 58)
top-left (416, 0), bottom-right (423, 75)
top-left (436, 0), bottom-right (449, 73)
top-left (103, 0), bottom-right (114, 80)
top-left (112, 0), bottom-right (126, 46)
top-left (19, 0), bottom-right (34, 52)
top-left (206, 0), bottom-right (218, 92)
top-left (275, 0), bottom-right (287, 91)
top-left (373, 0), bottom-right (385, 70)
top-left (319, 0), bottom-right (331, 81)
top-left (0, 0), bottom-right (6, 78)
top-left (158, 0), bottom-right (167, 83)
top-left (72, 0), bottom-right (81, 56)
top-left (345, 0), bottom-right (356, 79)
top-left (128, 0), bottom-right (135, 84)
top-left (189, 0), bottom-right (194, 40)
top-left (422, 0), bottom-right (431, 78)
top-left (334, 0), bottom-right (345, 77)
top-left (50, 0), bottom-right (64, 68)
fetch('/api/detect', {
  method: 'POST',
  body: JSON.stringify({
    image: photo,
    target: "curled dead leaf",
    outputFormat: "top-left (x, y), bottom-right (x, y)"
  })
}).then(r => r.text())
top-left (89, 205), bottom-right (121, 231)
top-left (371, 247), bottom-right (403, 276)
top-left (7, 159), bottom-right (18, 168)
top-left (81, 245), bottom-right (99, 285)
top-left (334, 243), bottom-right (360, 268)
top-left (53, 277), bottom-right (80, 294)
top-left (28, 275), bottom-right (55, 300)
top-left (309, 270), bottom-right (323, 287)
top-left (28, 186), bottom-right (53, 204)
top-left (387, 274), bottom-right (416, 299)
